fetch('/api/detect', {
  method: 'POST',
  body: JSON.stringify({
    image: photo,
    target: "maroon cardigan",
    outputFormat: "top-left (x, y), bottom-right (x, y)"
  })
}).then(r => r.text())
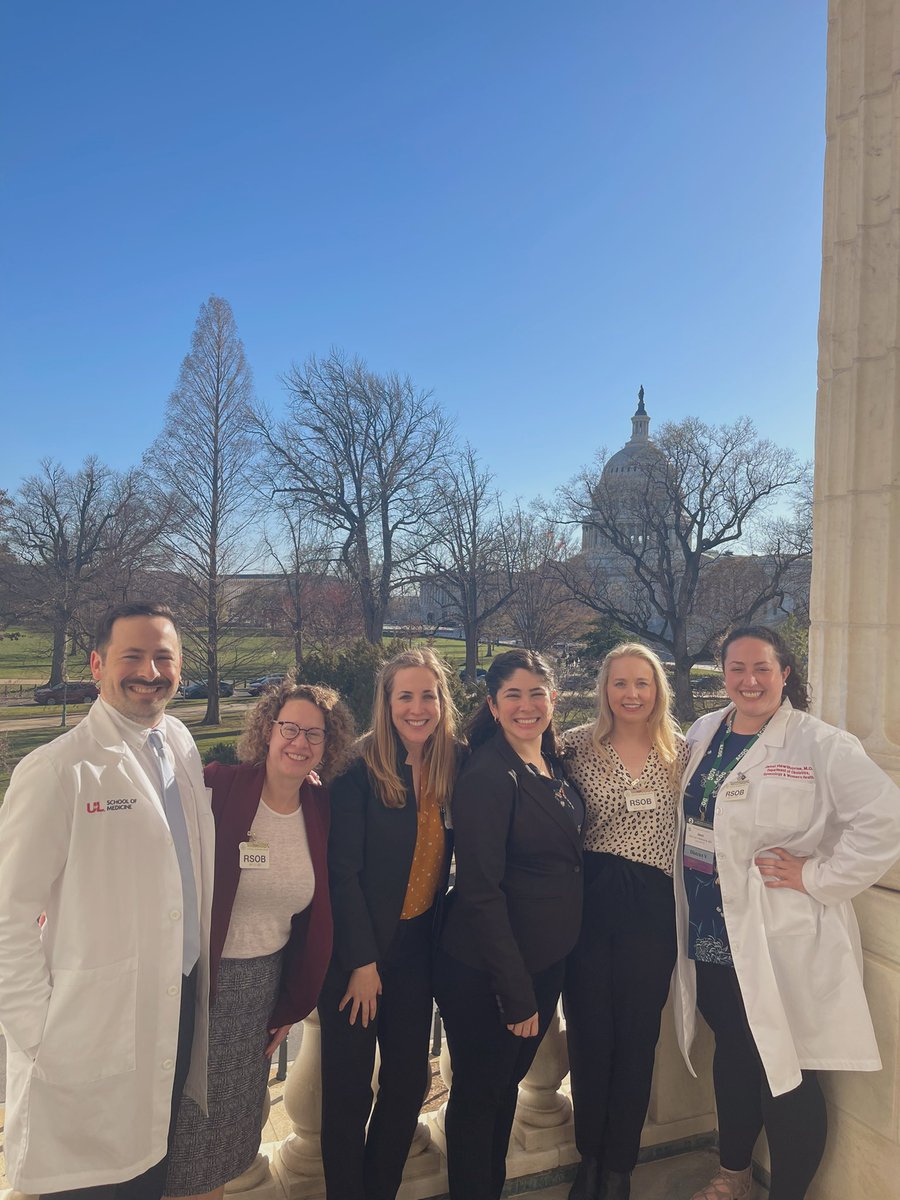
top-left (204, 761), bottom-right (334, 1027)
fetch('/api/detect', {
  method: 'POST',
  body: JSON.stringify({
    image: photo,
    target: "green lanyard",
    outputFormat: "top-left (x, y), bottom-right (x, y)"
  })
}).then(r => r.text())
top-left (697, 710), bottom-right (771, 823)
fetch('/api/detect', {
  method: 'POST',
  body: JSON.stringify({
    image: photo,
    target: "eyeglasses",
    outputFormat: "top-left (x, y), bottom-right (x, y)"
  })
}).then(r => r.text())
top-left (275, 721), bottom-right (326, 745)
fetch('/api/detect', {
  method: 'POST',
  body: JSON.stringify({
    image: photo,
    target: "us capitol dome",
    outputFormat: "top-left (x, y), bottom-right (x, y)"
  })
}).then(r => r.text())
top-left (582, 387), bottom-right (669, 555)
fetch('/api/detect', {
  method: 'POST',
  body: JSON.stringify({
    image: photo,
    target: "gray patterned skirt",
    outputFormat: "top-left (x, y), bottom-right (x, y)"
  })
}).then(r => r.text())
top-left (165, 950), bottom-right (284, 1195)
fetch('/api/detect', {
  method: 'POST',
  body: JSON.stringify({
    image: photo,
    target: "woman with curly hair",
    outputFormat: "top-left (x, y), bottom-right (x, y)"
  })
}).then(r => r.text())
top-left (320, 647), bottom-right (460, 1200)
top-left (164, 676), bottom-right (355, 1200)
top-left (562, 643), bottom-right (684, 1200)
top-left (675, 626), bottom-right (900, 1200)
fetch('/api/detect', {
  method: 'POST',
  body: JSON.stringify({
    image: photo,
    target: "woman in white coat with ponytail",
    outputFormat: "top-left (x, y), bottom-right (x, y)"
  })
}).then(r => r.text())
top-left (674, 625), bottom-right (900, 1200)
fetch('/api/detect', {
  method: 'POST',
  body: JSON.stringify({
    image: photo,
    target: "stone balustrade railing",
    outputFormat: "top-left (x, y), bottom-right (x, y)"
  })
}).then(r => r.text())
top-left (235, 996), bottom-right (716, 1200)
top-left (0, 996), bottom-right (716, 1200)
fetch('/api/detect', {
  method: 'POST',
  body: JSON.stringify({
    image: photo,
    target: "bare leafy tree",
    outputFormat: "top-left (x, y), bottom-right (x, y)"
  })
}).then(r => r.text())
top-left (146, 296), bottom-right (259, 724)
top-left (261, 500), bottom-right (360, 666)
top-left (500, 509), bottom-right (587, 652)
top-left (252, 349), bottom-right (452, 643)
top-left (557, 416), bottom-right (811, 719)
top-left (417, 444), bottom-right (518, 679)
top-left (7, 459), bottom-right (170, 684)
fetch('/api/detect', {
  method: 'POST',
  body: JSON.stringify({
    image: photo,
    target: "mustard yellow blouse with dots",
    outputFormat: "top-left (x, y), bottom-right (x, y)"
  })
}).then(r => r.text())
top-left (400, 790), bottom-right (446, 918)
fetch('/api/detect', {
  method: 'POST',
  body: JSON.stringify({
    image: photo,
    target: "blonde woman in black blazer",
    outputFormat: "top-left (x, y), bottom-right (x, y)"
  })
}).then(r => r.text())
top-left (320, 648), bottom-right (460, 1200)
top-left (436, 650), bottom-right (585, 1200)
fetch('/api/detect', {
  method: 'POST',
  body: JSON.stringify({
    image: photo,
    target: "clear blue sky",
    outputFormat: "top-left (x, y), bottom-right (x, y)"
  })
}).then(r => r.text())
top-left (1, 1), bottom-right (826, 503)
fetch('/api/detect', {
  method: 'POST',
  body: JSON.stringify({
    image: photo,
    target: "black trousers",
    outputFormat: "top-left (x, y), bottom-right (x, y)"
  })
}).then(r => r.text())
top-left (434, 948), bottom-right (566, 1200)
top-left (563, 853), bottom-right (676, 1173)
top-left (42, 966), bottom-right (197, 1200)
top-left (319, 910), bottom-right (434, 1200)
top-left (696, 962), bottom-right (828, 1200)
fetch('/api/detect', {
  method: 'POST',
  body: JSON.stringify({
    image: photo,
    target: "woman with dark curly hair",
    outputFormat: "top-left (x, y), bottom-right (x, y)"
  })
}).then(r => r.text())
top-left (675, 626), bottom-right (900, 1200)
top-left (435, 649), bottom-right (585, 1200)
top-left (164, 676), bottom-right (355, 1200)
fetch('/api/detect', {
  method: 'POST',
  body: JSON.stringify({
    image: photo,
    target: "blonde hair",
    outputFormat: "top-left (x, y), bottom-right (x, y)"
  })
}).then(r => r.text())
top-left (237, 675), bottom-right (356, 784)
top-left (362, 647), bottom-right (459, 810)
top-left (591, 643), bottom-right (680, 775)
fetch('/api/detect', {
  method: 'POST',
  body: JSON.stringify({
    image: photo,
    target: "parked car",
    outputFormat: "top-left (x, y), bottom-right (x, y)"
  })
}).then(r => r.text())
top-left (183, 679), bottom-right (235, 700)
top-left (246, 674), bottom-right (285, 696)
top-left (457, 665), bottom-right (488, 681)
top-left (33, 680), bottom-right (99, 706)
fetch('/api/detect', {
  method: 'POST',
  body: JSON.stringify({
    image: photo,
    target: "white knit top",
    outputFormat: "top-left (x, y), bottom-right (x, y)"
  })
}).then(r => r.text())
top-left (221, 799), bottom-right (315, 959)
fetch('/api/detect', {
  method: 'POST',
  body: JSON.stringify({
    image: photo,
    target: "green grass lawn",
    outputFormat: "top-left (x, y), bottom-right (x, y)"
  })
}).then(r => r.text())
top-left (180, 631), bottom-right (296, 683)
top-left (1, 625), bottom-right (718, 798)
top-left (0, 705), bottom-right (247, 801)
top-left (0, 624), bottom-right (512, 684)
top-left (0, 702), bottom-right (96, 722)
top-left (0, 629), bottom-right (56, 681)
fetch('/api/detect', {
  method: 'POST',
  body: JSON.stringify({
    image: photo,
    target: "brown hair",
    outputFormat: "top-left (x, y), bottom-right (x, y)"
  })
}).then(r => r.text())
top-left (94, 602), bottom-right (180, 655)
top-left (237, 674), bottom-right (356, 783)
top-left (719, 625), bottom-right (809, 712)
top-left (362, 647), bottom-right (459, 810)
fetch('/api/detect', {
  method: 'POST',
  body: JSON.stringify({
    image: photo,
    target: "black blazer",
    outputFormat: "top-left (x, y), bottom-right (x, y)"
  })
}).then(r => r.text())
top-left (440, 732), bottom-right (584, 1024)
top-left (328, 753), bottom-right (452, 974)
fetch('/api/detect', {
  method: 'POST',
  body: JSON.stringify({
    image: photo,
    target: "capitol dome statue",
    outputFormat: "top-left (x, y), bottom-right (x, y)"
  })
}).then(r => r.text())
top-left (602, 386), bottom-right (663, 478)
top-left (582, 387), bottom-right (670, 555)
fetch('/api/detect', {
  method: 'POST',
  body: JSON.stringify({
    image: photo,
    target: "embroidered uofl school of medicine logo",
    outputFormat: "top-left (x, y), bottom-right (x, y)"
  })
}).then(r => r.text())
top-left (85, 798), bottom-right (138, 813)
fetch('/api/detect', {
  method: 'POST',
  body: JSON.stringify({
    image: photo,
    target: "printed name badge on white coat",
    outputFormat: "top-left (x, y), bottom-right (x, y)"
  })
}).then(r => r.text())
top-left (719, 778), bottom-right (749, 803)
top-left (683, 822), bottom-right (716, 874)
top-left (625, 789), bottom-right (658, 812)
top-left (239, 840), bottom-right (270, 869)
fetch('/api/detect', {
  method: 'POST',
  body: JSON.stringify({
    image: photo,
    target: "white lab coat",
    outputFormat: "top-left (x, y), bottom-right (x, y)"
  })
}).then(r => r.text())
top-left (0, 701), bottom-right (215, 1194)
top-left (672, 700), bottom-right (900, 1097)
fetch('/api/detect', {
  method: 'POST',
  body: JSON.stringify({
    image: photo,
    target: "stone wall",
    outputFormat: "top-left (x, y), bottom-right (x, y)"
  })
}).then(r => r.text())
top-left (808, 1), bottom-right (900, 1195)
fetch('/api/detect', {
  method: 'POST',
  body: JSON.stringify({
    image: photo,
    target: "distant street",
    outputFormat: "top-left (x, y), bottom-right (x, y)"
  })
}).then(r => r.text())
top-left (0, 698), bottom-right (249, 733)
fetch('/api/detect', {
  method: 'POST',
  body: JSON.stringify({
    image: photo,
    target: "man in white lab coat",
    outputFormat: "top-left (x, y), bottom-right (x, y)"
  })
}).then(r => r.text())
top-left (0, 602), bottom-right (215, 1198)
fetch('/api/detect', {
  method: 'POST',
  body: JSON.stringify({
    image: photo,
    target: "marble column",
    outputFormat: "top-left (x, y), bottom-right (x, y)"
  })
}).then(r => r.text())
top-left (809, 1), bottom-right (900, 1195)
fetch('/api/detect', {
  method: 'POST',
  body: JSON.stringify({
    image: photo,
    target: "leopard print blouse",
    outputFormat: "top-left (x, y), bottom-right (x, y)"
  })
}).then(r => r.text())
top-left (560, 724), bottom-right (685, 875)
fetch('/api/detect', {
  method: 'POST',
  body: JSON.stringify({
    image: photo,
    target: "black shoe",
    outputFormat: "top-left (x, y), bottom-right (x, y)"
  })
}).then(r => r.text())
top-left (598, 1168), bottom-right (631, 1200)
top-left (569, 1156), bottom-right (602, 1200)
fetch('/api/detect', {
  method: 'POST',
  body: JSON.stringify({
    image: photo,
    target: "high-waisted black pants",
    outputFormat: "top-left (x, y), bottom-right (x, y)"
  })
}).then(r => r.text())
top-left (563, 852), bottom-right (676, 1173)
top-left (435, 948), bottom-right (566, 1200)
top-left (319, 909), bottom-right (434, 1200)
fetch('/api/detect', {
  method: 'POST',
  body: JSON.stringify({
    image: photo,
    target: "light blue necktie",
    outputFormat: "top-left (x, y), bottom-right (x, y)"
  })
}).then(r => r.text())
top-left (148, 728), bottom-right (201, 974)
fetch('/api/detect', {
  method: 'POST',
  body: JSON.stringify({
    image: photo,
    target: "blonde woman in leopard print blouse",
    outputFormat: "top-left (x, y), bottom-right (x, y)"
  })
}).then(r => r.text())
top-left (560, 643), bottom-right (684, 1200)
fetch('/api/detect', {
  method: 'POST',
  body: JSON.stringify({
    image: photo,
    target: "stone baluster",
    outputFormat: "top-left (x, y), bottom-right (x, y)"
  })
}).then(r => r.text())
top-left (434, 1003), bottom-right (575, 1181)
top-left (225, 1157), bottom-right (277, 1196)
top-left (433, 1032), bottom-right (453, 1142)
top-left (509, 1005), bottom-right (576, 1173)
top-left (400, 1109), bottom-right (435, 1169)
top-left (270, 1010), bottom-right (326, 1199)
